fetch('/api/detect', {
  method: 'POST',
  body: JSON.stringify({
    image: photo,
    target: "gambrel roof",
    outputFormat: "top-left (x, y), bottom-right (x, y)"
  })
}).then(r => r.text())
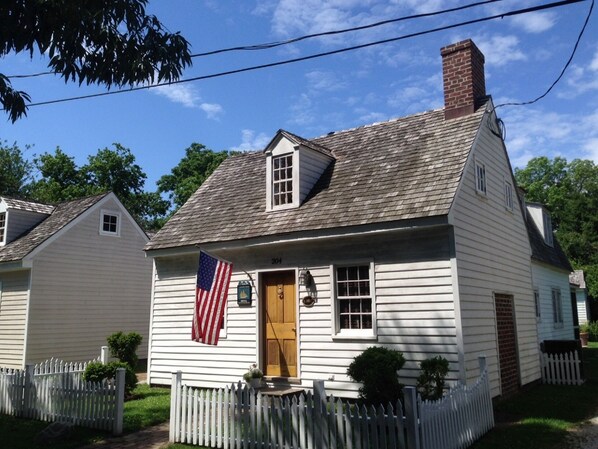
top-left (146, 103), bottom-right (488, 252)
top-left (0, 193), bottom-right (109, 263)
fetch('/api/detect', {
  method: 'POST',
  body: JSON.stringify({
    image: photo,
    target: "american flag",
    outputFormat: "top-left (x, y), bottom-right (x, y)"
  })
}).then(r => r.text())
top-left (192, 251), bottom-right (233, 345)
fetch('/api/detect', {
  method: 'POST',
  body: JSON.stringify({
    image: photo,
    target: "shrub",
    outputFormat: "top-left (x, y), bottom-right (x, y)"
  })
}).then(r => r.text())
top-left (107, 331), bottom-right (143, 369)
top-left (417, 356), bottom-right (449, 401)
top-left (347, 346), bottom-right (405, 405)
top-left (83, 361), bottom-right (137, 395)
top-left (587, 321), bottom-right (598, 342)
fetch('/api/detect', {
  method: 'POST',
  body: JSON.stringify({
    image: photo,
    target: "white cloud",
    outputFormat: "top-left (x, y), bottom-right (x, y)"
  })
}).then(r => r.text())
top-left (510, 12), bottom-right (556, 33)
top-left (558, 50), bottom-right (598, 98)
top-left (230, 129), bottom-right (270, 152)
top-left (474, 35), bottom-right (526, 67)
top-left (199, 103), bottom-right (224, 120)
top-left (153, 84), bottom-right (201, 108)
top-left (355, 111), bottom-right (389, 123)
top-left (305, 70), bottom-right (347, 91)
top-left (590, 49), bottom-right (598, 71)
top-left (152, 84), bottom-right (224, 120)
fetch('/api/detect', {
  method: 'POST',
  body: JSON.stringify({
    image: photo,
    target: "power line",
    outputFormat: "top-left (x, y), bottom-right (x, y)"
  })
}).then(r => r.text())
top-left (24, 0), bottom-right (587, 109)
top-left (7, 0), bottom-right (502, 79)
top-left (191, 0), bottom-right (503, 57)
top-left (495, 0), bottom-right (594, 109)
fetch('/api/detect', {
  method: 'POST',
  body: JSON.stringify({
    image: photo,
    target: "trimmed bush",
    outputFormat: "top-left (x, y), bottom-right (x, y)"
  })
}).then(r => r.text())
top-left (417, 356), bottom-right (449, 401)
top-left (107, 331), bottom-right (143, 369)
top-left (347, 346), bottom-right (405, 405)
top-left (586, 321), bottom-right (598, 342)
top-left (83, 361), bottom-right (137, 395)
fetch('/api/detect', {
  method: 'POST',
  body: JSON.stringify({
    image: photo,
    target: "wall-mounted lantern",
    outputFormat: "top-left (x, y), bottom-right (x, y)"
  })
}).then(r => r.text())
top-left (299, 269), bottom-right (313, 288)
top-left (237, 281), bottom-right (252, 306)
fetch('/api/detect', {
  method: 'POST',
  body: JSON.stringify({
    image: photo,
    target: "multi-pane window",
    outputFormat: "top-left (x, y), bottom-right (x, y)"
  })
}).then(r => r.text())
top-left (272, 155), bottom-right (293, 207)
top-left (534, 289), bottom-right (541, 321)
top-left (543, 212), bottom-right (554, 246)
top-left (0, 212), bottom-right (5, 244)
top-left (504, 181), bottom-right (514, 211)
top-left (100, 211), bottom-right (120, 236)
top-left (475, 161), bottom-right (487, 195)
top-left (552, 288), bottom-right (563, 327)
top-left (336, 265), bottom-right (373, 330)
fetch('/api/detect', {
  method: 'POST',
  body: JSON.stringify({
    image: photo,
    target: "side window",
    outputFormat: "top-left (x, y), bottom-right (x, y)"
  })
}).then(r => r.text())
top-left (0, 212), bottom-right (6, 244)
top-left (504, 180), bottom-right (514, 211)
top-left (100, 210), bottom-right (121, 236)
top-left (552, 288), bottom-right (563, 327)
top-left (475, 160), bottom-right (487, 195)
top-left (543, 213), bottom-right (554, 247)
top-left (534, 289), bottom-right (541, 321)
top-left (333, 263), bottom-right (376, 338)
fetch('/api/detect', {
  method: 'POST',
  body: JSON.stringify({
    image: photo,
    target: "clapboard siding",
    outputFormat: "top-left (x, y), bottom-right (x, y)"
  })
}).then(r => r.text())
top-left (450, 111), bottom-right (539, 396)
top-left (26, 197), bottom-right (151, 363)
top-left (532, 262), bottom-right (574, 342)
top-left (299, 148), bottom-right (333, 204)
top-left (5, 209), bottom-right (50, 244)
top-left (576, 289), bottom-right (589, 324)
top-left (0, 270), bottom-right (29, 368)
top-left (149, 228), bottom-right (458, 397)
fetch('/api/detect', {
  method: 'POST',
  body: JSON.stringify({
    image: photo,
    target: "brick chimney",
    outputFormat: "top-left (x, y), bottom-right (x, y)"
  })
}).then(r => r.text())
top-left (441, 39), bottom-right (486, 120)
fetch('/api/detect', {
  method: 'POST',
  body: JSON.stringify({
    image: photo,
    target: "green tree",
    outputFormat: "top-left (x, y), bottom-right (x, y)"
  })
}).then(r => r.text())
top-left (515, 157), bottom-right (598, 298)
top-left (0, 140), bottom-right (32, 196)
top-left (1, 0), bottom-right (191, 121)
top-left (28, 148), bottom-right (89, 202)
top-left (157, 143), bottom-right (232, 210)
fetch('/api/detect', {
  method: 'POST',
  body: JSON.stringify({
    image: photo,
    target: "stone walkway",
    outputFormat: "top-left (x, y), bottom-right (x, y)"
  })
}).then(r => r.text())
top-left (79, 422), bottom-right (169, 449)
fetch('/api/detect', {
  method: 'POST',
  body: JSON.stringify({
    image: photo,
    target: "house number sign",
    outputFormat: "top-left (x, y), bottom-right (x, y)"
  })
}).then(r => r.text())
top-left (271, 258), bottom-right (282, 265)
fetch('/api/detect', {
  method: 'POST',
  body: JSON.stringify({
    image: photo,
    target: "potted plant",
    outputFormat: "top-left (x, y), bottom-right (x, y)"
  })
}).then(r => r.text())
top-left (243, 363), bottom-right (263, 389)
top-left (580, 323), bottom-right (590, 347)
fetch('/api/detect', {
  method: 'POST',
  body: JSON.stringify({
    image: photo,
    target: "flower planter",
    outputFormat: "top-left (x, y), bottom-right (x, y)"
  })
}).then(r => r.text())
top-left (580, 332), bottom-right (589, 347)
top-left (247, 378), bottom-right (262, 389)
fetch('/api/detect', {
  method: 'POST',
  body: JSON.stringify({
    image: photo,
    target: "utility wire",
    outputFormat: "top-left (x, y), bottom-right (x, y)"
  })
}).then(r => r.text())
top-left (495, 0), bottom-right (594, 109)
top-left (7, 0), bottom-right (502, 79)
top-left (191, 0), bottom-right (503, 57)
top-left (25, 0), bottom-right (587, 109)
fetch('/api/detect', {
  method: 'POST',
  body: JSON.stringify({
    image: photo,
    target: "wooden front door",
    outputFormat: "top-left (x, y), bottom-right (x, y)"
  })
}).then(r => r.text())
top-left (495, 293), bottom-right (519, 396)
top-left (263, 271), bottom-right (297, 377)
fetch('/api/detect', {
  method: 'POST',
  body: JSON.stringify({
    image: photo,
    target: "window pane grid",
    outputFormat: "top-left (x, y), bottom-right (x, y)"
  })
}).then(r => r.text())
top-left (336, 265), bottom-right (372, 330)
top-left (476, 162), bottom-right (486, 194)
top-left (0, 212), bottom-right (5, 243)
top-left (102, 214), bottom-right (118, 233)
top-left (273, 155), bottom-right (293, 206)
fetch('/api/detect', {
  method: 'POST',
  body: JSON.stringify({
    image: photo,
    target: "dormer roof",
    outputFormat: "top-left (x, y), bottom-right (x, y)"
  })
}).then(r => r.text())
top-left (1, 197), bottom-right (55, 214)
top-left (526, 214), bottom-right (571, 272)
top-left (270, 130), bottom-right (335, 158)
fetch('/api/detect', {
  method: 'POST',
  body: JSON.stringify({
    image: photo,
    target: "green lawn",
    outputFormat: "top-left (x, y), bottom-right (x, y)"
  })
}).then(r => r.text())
top-left (471, 343), bottom-right (598, 449)
top-left (0, 383), bottom-right (171, 449)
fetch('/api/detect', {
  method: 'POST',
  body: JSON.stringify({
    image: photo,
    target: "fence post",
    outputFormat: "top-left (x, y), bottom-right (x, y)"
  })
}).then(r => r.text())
top-left (313, 380), bottom-right (327, 449)
top-left (170, 371), bottom-right (182, 443)
top-left (23, 365), bottom-right (34, 418)
top-left (100, 346), bottom-right (109, 364)
top-left (113, 368), bottom-right (125, 435)
top-left (404, 386), bottom-right (420, 449)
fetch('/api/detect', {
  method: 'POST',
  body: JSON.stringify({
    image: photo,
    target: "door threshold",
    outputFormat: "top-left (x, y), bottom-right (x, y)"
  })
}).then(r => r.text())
top-left (263, 376), bottom-right (301, 385)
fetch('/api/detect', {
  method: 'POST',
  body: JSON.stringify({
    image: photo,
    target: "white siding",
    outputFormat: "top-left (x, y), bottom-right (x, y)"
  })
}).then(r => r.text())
top-left (26, 197), bottom-right (152, 363)
top-left (532, 262), bottom-right (574, 342)
top-left (149, 228), bottom-right (458, 398)
top-left (5, 209), bottom-right (50, 244)
top-left (298, 148), bottom-right (332, 204)
top-left (0, 270), bottom-right (30, 368)
top-left (450, 111), bottom-right (539, 397)
top-left (576, 289), bottom-right (589, 325)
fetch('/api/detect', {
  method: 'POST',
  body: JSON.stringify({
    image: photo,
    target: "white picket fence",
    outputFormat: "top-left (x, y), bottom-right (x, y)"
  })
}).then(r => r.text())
top-left (170, 357), bottom-right (493, 449)
top-left (540, 351), bottom-right (584, 386)
top-left (0, 349), bottom-right (125, 434)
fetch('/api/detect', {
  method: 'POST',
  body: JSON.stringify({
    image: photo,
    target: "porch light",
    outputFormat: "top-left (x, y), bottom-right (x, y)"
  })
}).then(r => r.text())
top-left (299, 269), bottom-right (313, 288)
top-left (237, 281), bottom-right (252, 306)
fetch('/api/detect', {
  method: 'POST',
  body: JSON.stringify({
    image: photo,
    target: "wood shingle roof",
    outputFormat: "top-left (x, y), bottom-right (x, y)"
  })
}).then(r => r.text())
top-left (146, 104), bottom-right (488, 251)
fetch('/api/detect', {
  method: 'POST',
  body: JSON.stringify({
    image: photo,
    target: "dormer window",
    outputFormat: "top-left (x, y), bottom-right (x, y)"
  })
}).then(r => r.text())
top-left (543, 212), bottom-right (553, 246)
top-left (272, 154), bottom-right (293, 207)
top-left (100, 210), bottom-right (121, 236)
top-left (0, 212), bottom-right (5, 244)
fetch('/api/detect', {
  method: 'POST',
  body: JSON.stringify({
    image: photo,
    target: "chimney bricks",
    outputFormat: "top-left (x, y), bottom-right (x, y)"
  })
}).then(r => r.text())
top-left (441, 39), bottom-right (486, 120)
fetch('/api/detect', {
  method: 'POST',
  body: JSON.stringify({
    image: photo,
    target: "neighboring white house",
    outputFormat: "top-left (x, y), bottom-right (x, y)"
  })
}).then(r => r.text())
top-left (0, 192), bottom-right (152, 369)
top-left (145, 39), bottom-right (540, 398)
top-left (570, 270), bottom-right (590, 325)
top-left (525, 203), bottom-right (575, 343)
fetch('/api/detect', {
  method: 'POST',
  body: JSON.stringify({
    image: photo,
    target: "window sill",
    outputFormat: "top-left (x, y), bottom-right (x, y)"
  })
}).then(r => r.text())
top-left (332, 334), bottom-right (377, 342)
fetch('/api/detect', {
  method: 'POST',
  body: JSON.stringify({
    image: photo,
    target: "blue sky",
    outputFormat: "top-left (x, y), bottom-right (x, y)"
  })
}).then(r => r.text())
top-left (3, 0), bottom-right (598, 191)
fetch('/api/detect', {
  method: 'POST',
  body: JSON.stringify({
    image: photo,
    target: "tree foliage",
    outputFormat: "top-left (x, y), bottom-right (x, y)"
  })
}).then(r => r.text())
top-left (515, 157), bottom-right (598, 298)
top-left (0, 140), bottom-right (32, 196)
top-left (1, 0), bottom-right (191, 121)
top-left (157, 143), bottom-right (232, 210)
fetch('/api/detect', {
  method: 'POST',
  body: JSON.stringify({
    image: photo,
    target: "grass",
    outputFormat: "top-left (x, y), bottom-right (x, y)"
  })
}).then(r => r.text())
top-left (0, 383), bottom-right (171, 449)
top-left (471, 343), bottom-right (598, 449)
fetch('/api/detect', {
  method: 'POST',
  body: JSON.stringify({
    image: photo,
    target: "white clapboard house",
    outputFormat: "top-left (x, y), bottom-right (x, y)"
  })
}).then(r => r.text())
top-left (0, 192), bottom-right (152, 368)
top-left (524, 203), bottom-right (575, 343)
top-left (570, 270), bottom-right (590, 326)
top-left (145, 40), bottom-right (541, 398)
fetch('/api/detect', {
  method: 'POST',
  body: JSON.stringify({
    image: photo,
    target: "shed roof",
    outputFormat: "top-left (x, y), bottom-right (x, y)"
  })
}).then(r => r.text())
top-left (526, 215), bottom-right (572, 272)
top-left (0, 193), bottom-right (108, 263)
top-left (146, 104), bottom-right (488, 252)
